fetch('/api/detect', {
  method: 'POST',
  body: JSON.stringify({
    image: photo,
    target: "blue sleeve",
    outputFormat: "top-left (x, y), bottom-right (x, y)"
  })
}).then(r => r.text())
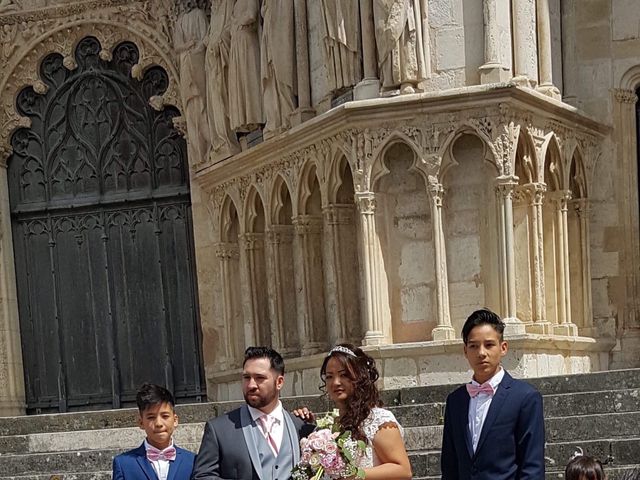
top-left (191, 422), bottom-right (222, 480)
top-left (112, 455), bottom-right (125, 480)
top-left (515, 390), bottom-right (545, 479)
top-left (440, 399), bottom-right (458, 480)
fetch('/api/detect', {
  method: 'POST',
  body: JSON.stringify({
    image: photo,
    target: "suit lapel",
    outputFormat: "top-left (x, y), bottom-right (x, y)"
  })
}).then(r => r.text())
top-left (283, 411), bottom-right (301, 464)
top-left (167, 448), bottom-right (184, 480)
top-left (241, 405), bottom-right (264, 480)
top-left (455, 390), bottom-right (474, 459)
top-left (474, 371), bottom-right (513, 456)
top-left (134, 444), bottom-right (159, 480)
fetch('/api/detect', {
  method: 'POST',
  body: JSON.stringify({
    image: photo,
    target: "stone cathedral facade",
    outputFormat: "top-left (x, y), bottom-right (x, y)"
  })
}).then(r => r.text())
top-left (0, 0), bottom-right (638, 414)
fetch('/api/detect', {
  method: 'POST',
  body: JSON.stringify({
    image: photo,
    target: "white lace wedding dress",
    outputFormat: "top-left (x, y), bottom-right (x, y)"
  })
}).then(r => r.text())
top-left (356, 407), bottom-right (404, 468)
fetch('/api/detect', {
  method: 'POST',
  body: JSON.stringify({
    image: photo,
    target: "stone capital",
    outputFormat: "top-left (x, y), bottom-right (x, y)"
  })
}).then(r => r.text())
top-left (239, 232), bottom-right (264, 251)
top-left (520, 182), bottom-right (547, 206)
top-left (427, 181), bottom-right (445, 206)
top-left (215, 242), bottom-right (239, 259)
top-left (494, 176), bottom-right (519, 199)
top-left (354, 192), bottom-right (376, 214)
top-left (292, 215), bottom-right (323, 235)
top-left (613, 88), bottom-right (638, 104)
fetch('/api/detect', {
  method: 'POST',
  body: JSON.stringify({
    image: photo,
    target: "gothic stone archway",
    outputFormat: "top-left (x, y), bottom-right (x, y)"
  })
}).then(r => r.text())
top-left (8, 36), bottom-right (204, 413)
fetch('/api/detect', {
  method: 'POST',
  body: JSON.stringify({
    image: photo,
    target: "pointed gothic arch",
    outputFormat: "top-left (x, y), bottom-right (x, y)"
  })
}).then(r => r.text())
top-left (8, 36), bottom-right (203, 413)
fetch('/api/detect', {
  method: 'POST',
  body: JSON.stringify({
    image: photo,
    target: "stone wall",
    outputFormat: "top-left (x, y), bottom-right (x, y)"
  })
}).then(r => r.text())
top-left (0, 0), bottom-right (639, 411)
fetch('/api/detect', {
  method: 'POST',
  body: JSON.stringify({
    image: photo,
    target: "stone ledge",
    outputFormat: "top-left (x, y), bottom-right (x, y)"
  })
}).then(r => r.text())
top-left (208, 337), bottom-right (618, 400)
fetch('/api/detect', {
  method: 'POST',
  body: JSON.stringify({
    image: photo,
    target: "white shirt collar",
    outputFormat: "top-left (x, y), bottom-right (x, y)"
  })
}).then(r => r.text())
top-left (471, 366), bottom-right (505, 389)
top-left (247, 400), bottom-right (283, 424)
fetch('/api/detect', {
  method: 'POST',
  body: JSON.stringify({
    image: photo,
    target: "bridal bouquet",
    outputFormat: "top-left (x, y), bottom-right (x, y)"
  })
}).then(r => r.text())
top-left (292, 409), bottom-right (366, 480)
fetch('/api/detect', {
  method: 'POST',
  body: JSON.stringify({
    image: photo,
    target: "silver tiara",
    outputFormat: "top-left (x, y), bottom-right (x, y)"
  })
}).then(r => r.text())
top-left (329, 346), bottom-right (357, 357)
top-left (570, 446), bottom-right (584, 460)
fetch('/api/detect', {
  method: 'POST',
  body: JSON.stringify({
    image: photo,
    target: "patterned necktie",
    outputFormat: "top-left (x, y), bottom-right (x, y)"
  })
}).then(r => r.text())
top-left (466, 382), bottom-right (495, 398)
top-left (146, 445), bottom-right (177, 462)
top-left (258, 415), bottom-right (279, 455)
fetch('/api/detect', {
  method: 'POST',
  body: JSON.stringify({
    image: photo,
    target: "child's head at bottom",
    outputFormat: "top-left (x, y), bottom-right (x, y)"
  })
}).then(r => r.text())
top-left (565, 452), bottom-right (606, 480)
top-left (136, 383), bottom-right (178, 450)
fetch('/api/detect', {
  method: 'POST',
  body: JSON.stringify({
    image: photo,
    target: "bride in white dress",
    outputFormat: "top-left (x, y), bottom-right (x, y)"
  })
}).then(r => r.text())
top-left (319, 344), bottom-right (412, 479)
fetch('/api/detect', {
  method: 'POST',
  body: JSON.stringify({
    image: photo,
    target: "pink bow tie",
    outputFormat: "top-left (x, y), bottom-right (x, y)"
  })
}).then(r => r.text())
top-left (146, 445), bottom-right (176, 462)
top-left (466, 382), bottom-right (495, 398)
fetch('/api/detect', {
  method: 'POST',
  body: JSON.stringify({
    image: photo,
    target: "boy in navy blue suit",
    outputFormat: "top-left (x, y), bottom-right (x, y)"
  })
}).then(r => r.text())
top-left (112, 383), bottom-right (195, 480)
top-left (441, 309), bottom-right (545, 480)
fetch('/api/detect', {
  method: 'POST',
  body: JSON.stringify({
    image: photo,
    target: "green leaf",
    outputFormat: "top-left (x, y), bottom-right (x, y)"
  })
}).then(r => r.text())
top-left (357, 440), bottom-right (367, 450)
top-left (357, 467), bottom-right (366, 478)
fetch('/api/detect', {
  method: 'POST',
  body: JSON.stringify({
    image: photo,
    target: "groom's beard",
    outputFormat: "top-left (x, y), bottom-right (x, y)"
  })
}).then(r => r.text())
top-left (243, 381), bottom-right (278, 409)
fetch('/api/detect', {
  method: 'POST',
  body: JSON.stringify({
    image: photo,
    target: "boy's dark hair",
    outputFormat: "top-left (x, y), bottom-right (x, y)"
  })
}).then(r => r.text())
top-left (243, 346), bottom-right (285, 375)
top-left (462, 308), bottom-right (506, 344)
top-left (564, 454), bottom-right (605, 480)
top-left (136, 383), bottom-right (175, 413)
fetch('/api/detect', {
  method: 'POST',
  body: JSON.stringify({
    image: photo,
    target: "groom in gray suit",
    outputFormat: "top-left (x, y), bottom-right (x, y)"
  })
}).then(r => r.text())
top-left (191, 346), bottom-right (314, 480)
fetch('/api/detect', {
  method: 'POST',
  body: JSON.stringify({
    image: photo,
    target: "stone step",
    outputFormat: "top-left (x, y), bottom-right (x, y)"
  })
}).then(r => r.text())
top-left (0, 444), bottom-right (200, 476)
top-left (2, 434), bottom-right (638, 477)
top-left (545, 438), bottom-right (640, 470)
top-left (546, 411), bottom-right (640, 442)
top-left (0, 474), bottom-right (112, 480)
top-left (394, 368), bottom-right (640, 405)
top-left (543, 387), bottom-right (640, 418)
top-left (416, 466), bottom-right (640, 480)
top-left (3, 384), bottom-right (637, 441)
top-left (2, 368), bottom-right (637, 438)
top-left (0, 424), bottom-right (204, 455)
top-left (1, 406), bottom-right (637, 457)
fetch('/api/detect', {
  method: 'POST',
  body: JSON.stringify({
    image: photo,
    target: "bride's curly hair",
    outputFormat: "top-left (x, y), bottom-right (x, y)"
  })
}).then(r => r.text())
top-left (320, 343), bottom-right (382, 441)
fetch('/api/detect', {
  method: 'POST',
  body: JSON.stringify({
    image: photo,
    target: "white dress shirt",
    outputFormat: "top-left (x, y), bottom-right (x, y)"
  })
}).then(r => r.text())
top-left (144, 439), bottom-right (173, 480)
top-left (248, 400), bottom-right (284, 455)
top-left (467, 367), bottom-right (505, 452)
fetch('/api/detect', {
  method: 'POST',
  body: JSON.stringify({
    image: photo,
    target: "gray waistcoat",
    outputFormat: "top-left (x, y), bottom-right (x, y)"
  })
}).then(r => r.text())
top-left (251, 417), bottom-right (295, 480)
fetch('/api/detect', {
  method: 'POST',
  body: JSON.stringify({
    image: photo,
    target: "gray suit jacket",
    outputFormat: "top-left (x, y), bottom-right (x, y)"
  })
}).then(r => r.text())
top-left (191, 404), bottom-right (314, 480)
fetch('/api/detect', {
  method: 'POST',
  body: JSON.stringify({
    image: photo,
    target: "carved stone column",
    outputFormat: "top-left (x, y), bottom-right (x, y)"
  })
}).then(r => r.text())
top-left (354, 0), bottom-right (380, 100)
top-left (561, 0), bottom-right (577, 105)
top-left (574, 199), bottom-right (594, 336)
top-left (550, 190), bottom-right (578, 335)
top-left (291, 0), bottom-right (315, 126)
top-left (479, 0), bottom-right (511, 83)
top-left (265, 226), bottom-right (299, 356)
top-left (613, 89), bottom-right (640, 334)
top-left (535, 0), bottom-right (560, 98)
top-left (511, 0), bottom-right (538, 87)
top-left (323, 204), bottom-right (359, 344)
top-left (524, 182), bottom-right (550, 333)
top-left (427, 181), bottom-right (454, 340)
top-left (355, 192), bottom-right (387, 345)
top-left (215, 242), bottom-right (241, 369)
top-left (0, 164), bottom-right (26, 415)
top-left (292, 215), bottom-right (328, 354)
top-left (495, 176), bottom-right (526, 334)
top-left (239, 232), bottom-right (269, 346)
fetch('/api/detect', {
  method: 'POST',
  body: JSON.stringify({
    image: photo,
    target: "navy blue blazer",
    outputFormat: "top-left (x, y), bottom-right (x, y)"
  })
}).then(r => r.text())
top-left (440, 371), bottom-right (545, 480)
top-left (112, 443), bottom-right (195, 480)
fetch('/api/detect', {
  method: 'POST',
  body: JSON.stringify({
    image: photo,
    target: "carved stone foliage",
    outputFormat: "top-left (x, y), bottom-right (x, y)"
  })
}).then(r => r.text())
top-left (9, 36), bottom-right (186, 206)
top-left (0, 0), bottom-right (180, 162)
top-left (205, 102), bottom-right (605, 240)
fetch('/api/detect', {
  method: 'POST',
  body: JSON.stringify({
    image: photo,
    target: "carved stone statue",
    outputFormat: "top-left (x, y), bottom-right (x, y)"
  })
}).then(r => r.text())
top-left (0, 0), bottom-right (17, 12)
top-left (205, 0), bottom-right (240, 159)
top-left (320, 0), bottom-right (361, 93)
top-left (261, 0), bottom-right (296, 137)
top-left (373, 0), bottom-right (428, 93)
top-left (228, 0), bottom-right (263, 132)
top-left (174, 4), bottom-right (211, 164)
